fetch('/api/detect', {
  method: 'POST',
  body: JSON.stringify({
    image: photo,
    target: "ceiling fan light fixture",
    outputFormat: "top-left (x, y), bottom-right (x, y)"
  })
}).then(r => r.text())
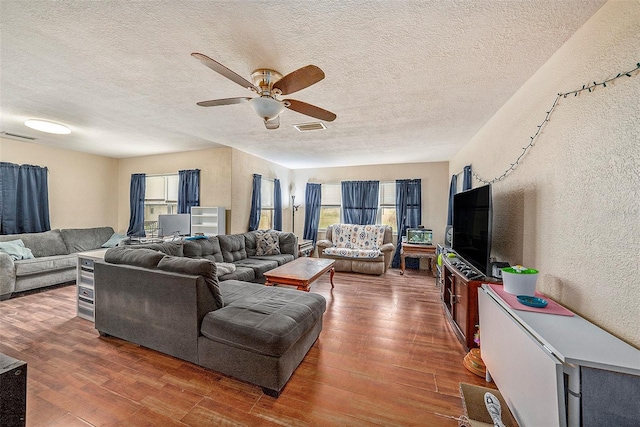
top-left (249, 97), bottom-right (285, 121)
top-left (24, 119), bottom-right (71, 134)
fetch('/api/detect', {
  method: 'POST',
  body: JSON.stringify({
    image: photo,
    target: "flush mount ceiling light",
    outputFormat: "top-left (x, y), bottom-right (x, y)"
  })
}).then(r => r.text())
top-left (24, 119), bottom-right (71, 134)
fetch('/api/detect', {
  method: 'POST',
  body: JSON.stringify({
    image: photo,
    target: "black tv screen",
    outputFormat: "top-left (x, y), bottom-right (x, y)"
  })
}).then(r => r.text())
top-left (453, 184), bottom-right (493, 275)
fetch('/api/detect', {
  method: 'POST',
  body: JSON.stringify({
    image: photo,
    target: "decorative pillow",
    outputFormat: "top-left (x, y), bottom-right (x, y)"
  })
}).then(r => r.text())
top-left (0, 239), bottom-right (35, 261)
top-left (255, 232), bottom-right (281, 256)
top-left (157, 256), bottom-right (223, 310)
top-left (102, 233), bottom-right (127, 248)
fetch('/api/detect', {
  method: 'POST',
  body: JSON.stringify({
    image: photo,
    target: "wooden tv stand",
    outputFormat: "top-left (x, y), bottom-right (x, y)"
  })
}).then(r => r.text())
top-left (440, 253), bottom-right (498, 351)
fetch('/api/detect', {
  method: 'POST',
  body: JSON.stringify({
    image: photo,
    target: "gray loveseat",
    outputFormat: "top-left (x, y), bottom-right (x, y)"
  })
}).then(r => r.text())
top-left (94, 245), bottom-right (325, 397)
top-left (0, 227), bottom-right (115, 300)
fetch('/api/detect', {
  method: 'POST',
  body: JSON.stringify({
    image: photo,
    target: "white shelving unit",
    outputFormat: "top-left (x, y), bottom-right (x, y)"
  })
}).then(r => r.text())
top-left (76, 248), bottom-right (108, 322)
top-left (190, 206), bottom-right (226, 236)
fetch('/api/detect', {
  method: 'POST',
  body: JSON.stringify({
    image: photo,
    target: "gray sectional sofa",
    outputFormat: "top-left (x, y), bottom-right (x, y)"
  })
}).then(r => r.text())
top-left (94, 233), bottom-right (325, 397)
top-left (0, 227), bottom-right (115, 300)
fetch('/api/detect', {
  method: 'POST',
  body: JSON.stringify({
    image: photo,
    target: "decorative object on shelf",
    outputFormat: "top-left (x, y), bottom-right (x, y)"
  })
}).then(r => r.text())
top-left (291, 195), bottom-right (300, 234)
top-left (516, 295), bottom-right (548, 308)
top-left (474, 62), bottom-right (640, 185)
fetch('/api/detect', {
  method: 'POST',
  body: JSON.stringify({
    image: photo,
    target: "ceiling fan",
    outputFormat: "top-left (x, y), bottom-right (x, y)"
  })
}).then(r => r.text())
top-left (192, 53), bottom-right (336, 130)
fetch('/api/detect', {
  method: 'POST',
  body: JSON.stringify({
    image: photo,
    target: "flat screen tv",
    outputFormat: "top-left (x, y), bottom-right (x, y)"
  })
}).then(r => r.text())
top-left (453, 184), bottom-right (493, 275)
top-left (158, 214), bottom-right (191, 237)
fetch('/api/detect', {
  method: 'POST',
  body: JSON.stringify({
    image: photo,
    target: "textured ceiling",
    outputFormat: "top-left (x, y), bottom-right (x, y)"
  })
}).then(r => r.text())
top-left (0, 0), bottom-right (606, 169)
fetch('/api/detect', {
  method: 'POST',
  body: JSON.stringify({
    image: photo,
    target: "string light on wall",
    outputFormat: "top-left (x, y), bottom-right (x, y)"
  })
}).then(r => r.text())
top-left (474, 62), bottom-right (640, 185)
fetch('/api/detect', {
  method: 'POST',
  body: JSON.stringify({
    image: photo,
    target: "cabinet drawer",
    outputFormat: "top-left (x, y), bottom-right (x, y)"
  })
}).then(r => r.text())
top-left (80, 258), bottom-right (94, 268)
top-left (80, 274), bottom-right (94, 286)
top-left (78, 286), bottom-right (94, 300)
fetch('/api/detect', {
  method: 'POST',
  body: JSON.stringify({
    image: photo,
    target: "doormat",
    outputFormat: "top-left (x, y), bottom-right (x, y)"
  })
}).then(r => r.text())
top-left (459, 383), bottom-right (519, 427)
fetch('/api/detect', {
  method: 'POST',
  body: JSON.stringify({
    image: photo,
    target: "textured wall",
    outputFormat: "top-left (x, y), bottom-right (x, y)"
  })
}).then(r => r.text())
top-left (450, 1), bottom-right (640, 348)
top-left (0, 137), bottom-right (119, 230)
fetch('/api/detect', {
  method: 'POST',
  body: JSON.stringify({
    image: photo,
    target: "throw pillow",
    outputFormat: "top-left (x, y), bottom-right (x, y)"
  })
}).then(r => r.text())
top-left (102, 233), bottom-right (127, 248)
top-left (255, 232), bottom-right (281, 256)
top-left (215, 262), bottom-right (236, 276)
top-left (157, 256), bottom-right (223, 310)
top-left (0, 239), bottom-right (35, 261)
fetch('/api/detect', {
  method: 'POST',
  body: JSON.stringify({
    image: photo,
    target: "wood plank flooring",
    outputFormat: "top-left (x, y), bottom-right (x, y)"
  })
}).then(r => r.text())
top-left (0, 268), bottom-right (493, 426)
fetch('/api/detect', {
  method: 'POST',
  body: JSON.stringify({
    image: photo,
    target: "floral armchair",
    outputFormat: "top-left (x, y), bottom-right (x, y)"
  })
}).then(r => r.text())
top-left (316, 224), bottom-right (395, 275)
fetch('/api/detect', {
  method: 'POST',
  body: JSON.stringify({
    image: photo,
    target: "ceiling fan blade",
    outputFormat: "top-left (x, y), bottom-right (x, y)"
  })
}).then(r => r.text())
top-left (264, 116), bottom-right (280, 130)
top-left (273, 65), bottom-right (325, 95)
top-left (196, 97), bottom-right (252, 107)
top-left (191, 53), bottom-right (258, 92)
top-left (284, 99), bottom-right (336, 122)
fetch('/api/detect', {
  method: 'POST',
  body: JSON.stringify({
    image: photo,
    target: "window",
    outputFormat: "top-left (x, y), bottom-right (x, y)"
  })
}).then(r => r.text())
top-left (317, 181), bottom-right (397, 232)
top-left (258, 178), bottom-right (275, 229)
top-left (319, 183), bottom-right (341, 229)
top-left (144, 174), bottom-right (178, 233)
top-left (378, 181), bottom-right (397, 232)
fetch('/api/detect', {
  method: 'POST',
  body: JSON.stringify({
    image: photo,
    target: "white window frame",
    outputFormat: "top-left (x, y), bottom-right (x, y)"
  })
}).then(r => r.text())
top-left (316, 181), bottom-right (398, 233)
top-left (144, 173), bottom-right (179, 233)
top-left (258, 178), bottom-right (275, 230)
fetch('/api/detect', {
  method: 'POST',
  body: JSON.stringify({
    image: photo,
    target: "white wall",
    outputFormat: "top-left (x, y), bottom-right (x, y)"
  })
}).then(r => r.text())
top-left (0, 137), bottom-right (119, 230)
top-left (449, 1), bottom-right (640, 348)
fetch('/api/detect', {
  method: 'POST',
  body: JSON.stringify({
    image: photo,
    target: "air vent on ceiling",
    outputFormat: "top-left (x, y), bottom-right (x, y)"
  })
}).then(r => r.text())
top-left (0, 131), bottom-right (37, 141)
top-left (293, 122), bottom-right (327, 132)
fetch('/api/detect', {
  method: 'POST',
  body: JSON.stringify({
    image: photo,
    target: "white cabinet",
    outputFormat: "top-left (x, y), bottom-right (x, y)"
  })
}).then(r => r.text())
top-left (478, 285), bottom-right (640, 427)
top-left (190, 206), bottom-right (226, 236)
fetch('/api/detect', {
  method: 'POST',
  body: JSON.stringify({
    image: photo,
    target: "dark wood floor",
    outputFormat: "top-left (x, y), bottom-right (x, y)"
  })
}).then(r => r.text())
top-left (0, 268), bottom-right (492, 426)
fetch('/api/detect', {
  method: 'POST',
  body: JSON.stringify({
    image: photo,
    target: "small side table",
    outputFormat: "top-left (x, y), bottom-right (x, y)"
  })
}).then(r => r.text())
top-left (298, 239), bottom-right (314, 257)
top-left (400, 243), bottom-right (436, 275)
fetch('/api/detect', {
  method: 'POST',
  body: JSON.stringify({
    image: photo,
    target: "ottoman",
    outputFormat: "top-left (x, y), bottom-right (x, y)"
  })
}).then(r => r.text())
top-left (198, 281), bottom-right (326, 396)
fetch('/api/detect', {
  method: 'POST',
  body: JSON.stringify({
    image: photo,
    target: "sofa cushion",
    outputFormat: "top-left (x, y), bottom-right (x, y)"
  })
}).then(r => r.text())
top-left (255, 232), bottom-right (281, 256)
top-left (0, 229), bottom-right (69, 257)
top-left (218, 266), bottom-right (255, 282)
top-left (15, 254), bottom-right (76, 276)
top-left (250, 254), bottom-right (295, 266)
top-left (218, 234), bottom-right (247, 262)
top-left (331, 224), bottom-right (353, 248)
top-left (323, 247), bottom-right (381, 258)
top-left (60, 227), bottom-right (115, 253)
top-left (157, 256), bottom-right (223, 310)
top-left (183, 237), bottom-right (224, 263)
top-left (233, 258), bottom-right (279, 280)
top-left (201, 283), bottom-right (326, 357)
top-left (0, 239), bottom-right (34, 261)
top-left (242, 231), bottom-right (262, 257)
top-left (104, 247), bottom-right (165, 269)
top-left (127, 241), bottom-right (184, 257)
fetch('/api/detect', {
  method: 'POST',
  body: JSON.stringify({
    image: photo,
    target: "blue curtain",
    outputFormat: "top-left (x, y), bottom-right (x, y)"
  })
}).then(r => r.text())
top-left (178, 169), bottom-right (200, 214)
top-left (248, 174), bottom-right (261, 231)
top-left (127, 173), bottom-right (146, 237)
top-left (273, 178), bottom-right (282, 231)
top-left (463, 165), bottom-right (472, 191)
top-left (341, 180), bottom-right (379, 225)
top-left (392, 179), bottom-right (422, 269)
top-left (0, 162), bottom-right (50, 234)
top-left (447, 175), bottom-right (458, 226)
top-left (303, 183), bottom-right (321, 245)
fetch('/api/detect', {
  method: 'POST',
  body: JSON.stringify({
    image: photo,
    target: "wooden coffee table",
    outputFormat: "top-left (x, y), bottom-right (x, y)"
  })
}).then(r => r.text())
top-left (264, 258), bottom-right (335, 292)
